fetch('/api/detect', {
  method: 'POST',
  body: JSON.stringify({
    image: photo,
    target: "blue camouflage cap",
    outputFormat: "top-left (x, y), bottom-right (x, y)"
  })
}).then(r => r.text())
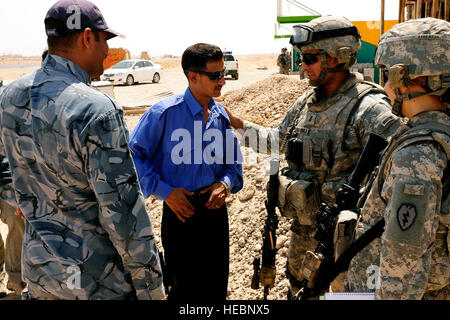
top-left (45, 0), bottom-right (125, 39)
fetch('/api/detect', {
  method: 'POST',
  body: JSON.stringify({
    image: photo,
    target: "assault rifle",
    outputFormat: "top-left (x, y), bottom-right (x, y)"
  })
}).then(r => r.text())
top-left (292, 133), bottom-right (388, 300)
top-left (251, 158), bottom-right (280, 300)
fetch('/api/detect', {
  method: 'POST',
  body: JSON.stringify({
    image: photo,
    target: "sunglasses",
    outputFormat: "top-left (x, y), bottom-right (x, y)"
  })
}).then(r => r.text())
top-left (382, 69), bottom-right (389, 83)
top-left (300, 53), bottom-right (321, 66)
top-left (188, 69), bottom-right (226, 81)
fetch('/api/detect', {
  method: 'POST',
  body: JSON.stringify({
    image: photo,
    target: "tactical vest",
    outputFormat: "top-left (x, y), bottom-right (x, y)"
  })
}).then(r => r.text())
top-left (377, 121), bottom-right (450, 225)
top-left (279, 81), bottom-right (388, 224)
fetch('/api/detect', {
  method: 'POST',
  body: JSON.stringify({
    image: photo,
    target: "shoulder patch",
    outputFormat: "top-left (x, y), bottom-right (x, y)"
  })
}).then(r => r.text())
top-left (397, 203), bottom-right (417, 231)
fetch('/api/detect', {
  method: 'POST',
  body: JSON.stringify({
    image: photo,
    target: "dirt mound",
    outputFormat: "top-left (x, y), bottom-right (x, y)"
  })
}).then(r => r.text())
top-left (217, 74), bottom-right (309, 127)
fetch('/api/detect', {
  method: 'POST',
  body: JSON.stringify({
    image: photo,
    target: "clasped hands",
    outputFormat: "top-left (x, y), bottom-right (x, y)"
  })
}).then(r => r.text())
top-left (165, 182), bottom-right (227, 222)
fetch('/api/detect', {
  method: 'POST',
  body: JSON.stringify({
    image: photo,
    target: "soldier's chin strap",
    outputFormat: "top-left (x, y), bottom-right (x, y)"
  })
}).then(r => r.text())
top-left (392, 87), bottom-right (449, 116)
top-left (310, 51), bottom-right (350, 87)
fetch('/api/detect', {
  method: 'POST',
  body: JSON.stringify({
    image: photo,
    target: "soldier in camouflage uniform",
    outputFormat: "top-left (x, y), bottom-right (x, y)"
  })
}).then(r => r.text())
top-left (0, 0), bottom-right (163, 300)
top-left (277, 48), bottom-right (291, 75)
top-left (345, 17), bottom-right (450, 300)
top-left (225, 16), bottom-right (401, 297)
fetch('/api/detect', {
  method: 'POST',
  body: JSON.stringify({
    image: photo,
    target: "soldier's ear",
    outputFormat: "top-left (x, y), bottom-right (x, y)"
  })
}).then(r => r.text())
top-left (327, 56), bottom-right (340, 68)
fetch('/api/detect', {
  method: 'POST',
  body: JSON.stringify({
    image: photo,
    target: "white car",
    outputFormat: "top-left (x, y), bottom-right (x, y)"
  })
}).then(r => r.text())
top-left (101, 59), bottom-right (162, 85)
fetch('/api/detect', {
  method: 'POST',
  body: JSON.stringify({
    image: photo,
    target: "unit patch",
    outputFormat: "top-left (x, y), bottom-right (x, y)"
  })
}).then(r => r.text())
top-left (397, 203), bottom-right (417, 231)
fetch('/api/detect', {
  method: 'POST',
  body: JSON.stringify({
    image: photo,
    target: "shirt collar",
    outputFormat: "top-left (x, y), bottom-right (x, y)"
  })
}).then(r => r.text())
top-left (43, 54), bottom-right (92, 85)
top-left (184, 87), bottom-right (217, 117)
top-left (408, 110), bottom-right (450, 127)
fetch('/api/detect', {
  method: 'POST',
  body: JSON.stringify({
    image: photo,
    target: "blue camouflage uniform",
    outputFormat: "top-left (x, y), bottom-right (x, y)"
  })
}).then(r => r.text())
top-left (0, 54), bottom-right (163, 300)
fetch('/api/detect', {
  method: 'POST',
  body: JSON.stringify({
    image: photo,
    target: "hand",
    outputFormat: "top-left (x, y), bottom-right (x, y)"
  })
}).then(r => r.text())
top-left (222, 105), bottom-right (243, 130)
top-left (14, 208), bottom-right (25, 220)
top-left (200, 182), bottom-right (227, 210)
top-left (165, 188), bottom-right (195, 223)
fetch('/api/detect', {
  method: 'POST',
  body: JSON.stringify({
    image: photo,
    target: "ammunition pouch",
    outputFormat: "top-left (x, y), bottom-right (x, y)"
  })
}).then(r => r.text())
top-left (333, 210), bottom-right (358, 261)
top-left (285, 137), bottom-right (304, 166)
top-left (298, 251), bottom-right (323, 289)
top-left (278, 173), bottom-right (320, 225)
top-left (302, 131), bottom-right (331, 171)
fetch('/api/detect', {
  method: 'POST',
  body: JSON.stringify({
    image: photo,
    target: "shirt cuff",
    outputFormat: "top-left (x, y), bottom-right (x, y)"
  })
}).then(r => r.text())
top-left (152, 181), bottom-right (173, 201)
top-left (221, 176), bottom-right (233, 194)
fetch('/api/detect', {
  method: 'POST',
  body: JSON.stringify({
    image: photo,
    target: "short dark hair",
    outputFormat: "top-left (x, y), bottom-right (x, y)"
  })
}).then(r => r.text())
top-left (47, 30), bottom-right (101, 51)
top-left (182, 43), bottom-right (223, 78)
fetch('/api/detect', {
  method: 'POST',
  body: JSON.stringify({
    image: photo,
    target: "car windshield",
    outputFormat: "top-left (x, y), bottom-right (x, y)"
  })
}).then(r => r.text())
top-left (224, 55), bottom-right (234, 61)
top-left (112, 61), bottom-right (135, 69)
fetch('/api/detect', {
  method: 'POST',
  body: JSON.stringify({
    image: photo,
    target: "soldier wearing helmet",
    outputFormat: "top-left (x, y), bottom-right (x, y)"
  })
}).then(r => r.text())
top-left (224, 15), bottom-right (401, 298)
top-left (345, 17), bottom-right (450, 300)
top-left (277, 47), bottom-right (291, 75)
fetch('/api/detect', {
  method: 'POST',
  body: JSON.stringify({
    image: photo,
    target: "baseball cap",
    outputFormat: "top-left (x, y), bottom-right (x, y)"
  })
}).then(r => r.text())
top-left (44, 0), bottom-right (125, 39)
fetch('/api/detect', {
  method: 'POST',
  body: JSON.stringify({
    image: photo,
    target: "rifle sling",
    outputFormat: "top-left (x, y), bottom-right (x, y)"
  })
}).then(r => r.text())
top-left (310, 219), bottom-right (385, 297)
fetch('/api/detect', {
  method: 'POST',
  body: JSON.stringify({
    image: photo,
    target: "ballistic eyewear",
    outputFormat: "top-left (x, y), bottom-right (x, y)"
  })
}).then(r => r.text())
top-left (301, 53), bottom-right (321, 66)
top-left (188, 70), bottom-right (226, 81)
top-left (382, 69), bottom-right (389, 83)
top-left (290, 24), bottom-right (360, 48)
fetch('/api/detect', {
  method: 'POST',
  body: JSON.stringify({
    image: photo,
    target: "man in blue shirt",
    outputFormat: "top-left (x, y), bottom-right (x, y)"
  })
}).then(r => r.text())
top-left (129, 43), bottom-right (243, 300)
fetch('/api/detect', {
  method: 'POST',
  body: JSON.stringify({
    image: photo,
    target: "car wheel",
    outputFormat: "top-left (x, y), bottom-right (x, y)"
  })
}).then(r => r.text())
top-left (152, 73), bottom-right (160, 83)
top-left (234, 73), bottom-right (239, 80)
top-left (126, 75), bottom-right (134, 86)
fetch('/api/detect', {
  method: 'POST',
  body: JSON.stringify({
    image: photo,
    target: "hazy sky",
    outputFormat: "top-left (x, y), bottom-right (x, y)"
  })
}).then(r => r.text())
top-left (0, 0), bottom-right (400, 57)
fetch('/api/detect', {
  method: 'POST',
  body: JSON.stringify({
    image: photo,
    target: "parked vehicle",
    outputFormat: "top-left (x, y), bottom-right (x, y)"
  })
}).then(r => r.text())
top-left (103, 48), bottom-right (131, 71)
top-left (223, 51), bottom-right (239, 80)
top-left (101, 59), bottom-right (162, 85)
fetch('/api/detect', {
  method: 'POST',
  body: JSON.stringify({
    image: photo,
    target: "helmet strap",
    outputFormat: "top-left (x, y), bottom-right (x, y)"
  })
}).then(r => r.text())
top-left (309, 51), bottom-right (329, 86)
top-left (392, 87), bottom-right (448, 117)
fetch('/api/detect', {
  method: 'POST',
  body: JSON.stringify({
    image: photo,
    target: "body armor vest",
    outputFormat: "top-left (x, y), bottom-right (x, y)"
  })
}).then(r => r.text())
top-left (285, 81), bottom-right (386, 194)
top-left (377, 121), bottom-right (450, 225)
top-left (279, 80), bottom-right (387, 224)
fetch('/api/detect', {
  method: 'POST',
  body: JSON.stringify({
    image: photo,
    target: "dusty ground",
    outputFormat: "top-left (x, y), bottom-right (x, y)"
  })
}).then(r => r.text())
top-left (0, 54), bottom-right (310, 300)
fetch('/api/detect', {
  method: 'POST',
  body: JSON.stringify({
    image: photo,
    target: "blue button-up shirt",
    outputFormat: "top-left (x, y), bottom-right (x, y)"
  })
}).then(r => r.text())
top-left (129, 88), bottom-right (243, 200)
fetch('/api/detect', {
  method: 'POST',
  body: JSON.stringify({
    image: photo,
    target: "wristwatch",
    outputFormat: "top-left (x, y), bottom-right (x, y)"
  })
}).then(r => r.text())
top-left (219, 181), bottom-right (231, 198)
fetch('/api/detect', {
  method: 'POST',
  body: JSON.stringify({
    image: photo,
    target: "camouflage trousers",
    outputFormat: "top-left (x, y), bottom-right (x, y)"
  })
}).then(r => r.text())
top-left (279, 66), bottom-right (290, 75)
top-left (286, 219), bottom-right (348, 297)
top-left (0, 199), bottom-right (25, 291)
top-left (286, 220), bottom-right (316, 297)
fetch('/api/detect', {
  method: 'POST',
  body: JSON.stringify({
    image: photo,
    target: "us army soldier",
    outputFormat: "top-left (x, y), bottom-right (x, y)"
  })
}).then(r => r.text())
top-left (345, 17), bottom-right (450, 300)
top-left (277, 48), bottom-right (292, 75)
top-left (225, 15), bottom-right (402, 297)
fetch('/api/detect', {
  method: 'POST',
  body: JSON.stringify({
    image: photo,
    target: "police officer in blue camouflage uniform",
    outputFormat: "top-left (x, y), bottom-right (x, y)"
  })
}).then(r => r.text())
top-left (0, 0), bottom-right (164, 300)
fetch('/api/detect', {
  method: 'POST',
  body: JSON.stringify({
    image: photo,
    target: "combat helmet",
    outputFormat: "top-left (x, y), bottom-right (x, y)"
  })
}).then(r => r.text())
top-left (374, 17), bottom-right (450, 116)
top-left (290, 15), bottom-right (361, 85)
